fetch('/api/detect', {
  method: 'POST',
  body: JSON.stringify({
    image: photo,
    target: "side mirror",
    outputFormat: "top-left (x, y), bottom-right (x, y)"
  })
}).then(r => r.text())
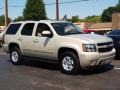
top-left (42, 31), bottom-right (53, 38)
top-left (91, 32), bottom-right (95, 34)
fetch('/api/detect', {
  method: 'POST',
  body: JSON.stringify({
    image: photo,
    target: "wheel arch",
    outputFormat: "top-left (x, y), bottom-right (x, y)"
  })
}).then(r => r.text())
top-left (8, 43), bottom-right (20, 52)
top-left (58, 47), bottom-right (79, 61)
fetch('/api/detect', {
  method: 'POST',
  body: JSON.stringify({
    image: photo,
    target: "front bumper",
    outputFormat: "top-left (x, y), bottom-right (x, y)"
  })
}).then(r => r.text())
top-left (79, 48), bottom-right (116, 68)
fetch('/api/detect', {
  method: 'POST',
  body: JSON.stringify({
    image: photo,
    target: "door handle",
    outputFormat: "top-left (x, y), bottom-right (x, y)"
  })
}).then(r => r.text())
top-left (18, 38), bottom-right (23, 41)
top-left (33, 40), bottom-right (39, 43)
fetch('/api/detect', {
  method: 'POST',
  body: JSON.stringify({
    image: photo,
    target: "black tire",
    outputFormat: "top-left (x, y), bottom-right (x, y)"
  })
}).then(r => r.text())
top-left (0, 40), bottom-right (2, 47)
top-left (60, 51), bottom-right (80, 75)
top-left (10, 47), bottom-right (23, 65)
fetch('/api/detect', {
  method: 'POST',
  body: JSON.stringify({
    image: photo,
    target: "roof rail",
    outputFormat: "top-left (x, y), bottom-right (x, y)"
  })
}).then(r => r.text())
top-left (40, 20), bottom-right (52, 22)
top-left (24, 20), bottom-right (34, 21)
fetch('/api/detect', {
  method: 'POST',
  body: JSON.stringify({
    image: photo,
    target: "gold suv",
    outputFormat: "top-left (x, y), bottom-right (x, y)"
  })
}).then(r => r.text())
top-left (3, 20), bottom-right (116, 75)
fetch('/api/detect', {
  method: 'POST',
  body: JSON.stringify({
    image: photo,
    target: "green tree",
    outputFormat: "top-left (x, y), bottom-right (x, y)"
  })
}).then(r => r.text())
top-left (116, 3), bottom-right (120, 12)
top-left (101, 0), bottom-right (120, 22)
top-left (84, 15), bottom-right (101, 23)
top-left (101, 7), bottom-right (117, 22)
top-left (71, 16), bottom-right (79, 23)
top-left (14, 16), bottom-right (24, 22)
top-left (0, 15), bottom-right (11, 26)
top-left (23, 0), bottom-right (47, 20)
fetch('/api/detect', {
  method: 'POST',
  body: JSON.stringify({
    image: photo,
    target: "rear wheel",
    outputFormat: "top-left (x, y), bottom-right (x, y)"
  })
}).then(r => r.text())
top-left (0, 40), bottom-right (2, 47)
top-left (60, 51), bottom-right (80, 75)
top-left (10, 47), bottom-right (23, 65)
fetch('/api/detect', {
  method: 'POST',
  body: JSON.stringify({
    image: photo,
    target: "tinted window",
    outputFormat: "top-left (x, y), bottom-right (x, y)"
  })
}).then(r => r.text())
top-left (108, 30), bottom-right (120, 35)
top-left (6, 24), bottom-right (21, 34)
top-left (21, 23), bottom-right (34, 36)
top-left (51, 23), bottom-right (82, 36)
top-left (36, 23), bottom-right (50, 37)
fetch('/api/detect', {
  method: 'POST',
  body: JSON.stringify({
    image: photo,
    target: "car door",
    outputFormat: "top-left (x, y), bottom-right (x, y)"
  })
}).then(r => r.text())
top-left (32, 23), bottom-right (56, 60)
top-left (20, 23), bottom-right (36, 56)
top-left (108, 30), bottom-right (120, 48)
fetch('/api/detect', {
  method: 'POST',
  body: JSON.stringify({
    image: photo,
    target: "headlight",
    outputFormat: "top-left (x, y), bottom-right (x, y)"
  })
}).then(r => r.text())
top-left (83, 44), bottom-right (97, 52)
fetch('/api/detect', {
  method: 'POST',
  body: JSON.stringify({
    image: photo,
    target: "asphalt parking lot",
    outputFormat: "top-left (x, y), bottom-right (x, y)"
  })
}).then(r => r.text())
top-left (0, 48), bottom-right (120, 90)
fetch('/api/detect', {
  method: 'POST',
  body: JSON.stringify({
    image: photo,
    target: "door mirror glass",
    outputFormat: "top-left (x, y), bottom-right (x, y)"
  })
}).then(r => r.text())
top-left (42, 31), bottom-right (53, 38)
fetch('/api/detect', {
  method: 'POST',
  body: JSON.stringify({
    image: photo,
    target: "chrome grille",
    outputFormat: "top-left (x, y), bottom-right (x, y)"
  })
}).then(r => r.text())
top-left (97, 42), bottom-right (113, 53)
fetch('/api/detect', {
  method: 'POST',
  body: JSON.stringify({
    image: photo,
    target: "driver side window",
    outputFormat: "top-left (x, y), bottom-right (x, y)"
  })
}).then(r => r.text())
top-left (36, 23), bottom-right (50, 37)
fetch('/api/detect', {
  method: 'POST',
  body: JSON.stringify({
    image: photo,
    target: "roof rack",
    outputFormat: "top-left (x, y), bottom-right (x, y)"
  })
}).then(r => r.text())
top-left (40, 20), bottom-right (52, 22)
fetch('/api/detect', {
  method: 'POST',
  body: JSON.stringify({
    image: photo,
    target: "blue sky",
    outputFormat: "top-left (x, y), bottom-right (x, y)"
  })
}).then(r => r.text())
top-left (0, 0), bottom-right (119, 20)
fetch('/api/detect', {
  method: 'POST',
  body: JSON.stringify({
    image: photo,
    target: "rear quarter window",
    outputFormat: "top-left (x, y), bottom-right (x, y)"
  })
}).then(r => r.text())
top-left (6, 24), bottom-right (21, 34)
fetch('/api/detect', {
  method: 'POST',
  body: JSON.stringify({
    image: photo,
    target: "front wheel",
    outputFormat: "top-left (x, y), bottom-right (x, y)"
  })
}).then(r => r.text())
top-left (60, 51), bottom-right (80, 75)
top-left (10, 47), bottom-right (23, 65)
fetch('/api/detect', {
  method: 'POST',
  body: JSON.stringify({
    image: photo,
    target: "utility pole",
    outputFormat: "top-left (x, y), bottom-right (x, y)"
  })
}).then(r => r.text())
top-left (5, 0), bottom-right (8, 28)
top-left (56, 0), bottom-right (59, 20)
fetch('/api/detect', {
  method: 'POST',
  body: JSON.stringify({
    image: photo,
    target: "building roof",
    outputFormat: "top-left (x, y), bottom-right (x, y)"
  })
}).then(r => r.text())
top-left (88, 22), bottom-right (112, 30)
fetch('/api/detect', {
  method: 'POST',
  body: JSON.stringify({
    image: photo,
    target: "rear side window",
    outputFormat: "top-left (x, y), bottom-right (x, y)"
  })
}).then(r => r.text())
top-left (6, 24), bottom-right (21, 34)
top-left (21, 23), bottom-right (34, 36)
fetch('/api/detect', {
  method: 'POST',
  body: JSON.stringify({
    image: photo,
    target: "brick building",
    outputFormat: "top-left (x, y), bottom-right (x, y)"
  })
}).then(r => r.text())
top-left (75, 13), bottom-right (120, 34)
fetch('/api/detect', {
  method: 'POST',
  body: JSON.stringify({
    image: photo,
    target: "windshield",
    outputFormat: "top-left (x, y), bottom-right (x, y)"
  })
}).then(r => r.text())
top-left (51, 23), bottom-right (83, 36)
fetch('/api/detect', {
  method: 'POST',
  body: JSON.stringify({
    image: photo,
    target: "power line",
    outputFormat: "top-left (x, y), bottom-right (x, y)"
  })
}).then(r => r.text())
top-left (46, 0), bottom-right (89, 5)
top-left (8, 0), bottom-right (89, 5)
top-left (0, 0), bottom-right (90, 10)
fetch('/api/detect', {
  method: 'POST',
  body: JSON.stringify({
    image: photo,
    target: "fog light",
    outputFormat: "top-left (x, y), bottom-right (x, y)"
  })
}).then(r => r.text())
top-left (90, 60), bottom-right (97, 66)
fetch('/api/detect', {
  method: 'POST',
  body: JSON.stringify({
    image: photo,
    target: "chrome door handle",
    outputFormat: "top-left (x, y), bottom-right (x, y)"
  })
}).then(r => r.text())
top-left (33, 40), bottom-right (39, 43)
top-left (18, 38), bottom-right (23, 41)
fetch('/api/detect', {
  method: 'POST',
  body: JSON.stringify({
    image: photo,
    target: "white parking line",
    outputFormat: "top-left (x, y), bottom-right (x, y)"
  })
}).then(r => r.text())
top-left (0, 53), bottom-right (9, 55)
top-left (114, 67), bottom-right (120, 70)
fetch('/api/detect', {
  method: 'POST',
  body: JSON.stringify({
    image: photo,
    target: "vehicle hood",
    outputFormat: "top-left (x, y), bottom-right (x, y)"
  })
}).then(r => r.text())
top-left (68, 34), bottom-right (112, 43)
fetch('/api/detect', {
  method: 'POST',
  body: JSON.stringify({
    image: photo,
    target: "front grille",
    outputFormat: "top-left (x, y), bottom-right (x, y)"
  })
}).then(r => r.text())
top-left (97, 42), bottom-right (113, 53)
top-left (97, 42), bottom-right (113, 46)
top-left (98, 46), bottom-right (113, 53)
